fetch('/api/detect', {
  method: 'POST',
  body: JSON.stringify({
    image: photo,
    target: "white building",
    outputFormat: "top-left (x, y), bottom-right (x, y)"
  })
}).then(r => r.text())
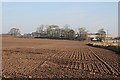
top-left (87, 33), bottom-right (99, 41)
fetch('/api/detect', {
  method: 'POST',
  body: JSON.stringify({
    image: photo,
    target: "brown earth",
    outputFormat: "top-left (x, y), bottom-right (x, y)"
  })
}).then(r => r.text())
top-left (2, 36), bottom-right (120, 79)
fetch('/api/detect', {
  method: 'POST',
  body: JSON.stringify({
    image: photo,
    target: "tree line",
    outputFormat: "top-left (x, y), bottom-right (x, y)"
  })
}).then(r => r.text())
top-left (8, 24), bottom-right (106, 41)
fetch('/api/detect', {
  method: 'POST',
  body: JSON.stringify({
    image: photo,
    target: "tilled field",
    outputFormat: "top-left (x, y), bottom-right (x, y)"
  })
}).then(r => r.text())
top-left (2, 36), bottom-right (120, 79)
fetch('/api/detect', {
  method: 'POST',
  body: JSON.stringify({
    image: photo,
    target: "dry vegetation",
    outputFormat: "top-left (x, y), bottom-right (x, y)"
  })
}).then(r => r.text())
top-left (2, 36), bottom-right (120, 79)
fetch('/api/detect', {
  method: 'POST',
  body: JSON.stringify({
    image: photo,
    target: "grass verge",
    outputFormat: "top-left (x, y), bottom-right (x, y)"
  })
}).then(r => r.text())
top-left (86, 43), bottom-right (120, 54)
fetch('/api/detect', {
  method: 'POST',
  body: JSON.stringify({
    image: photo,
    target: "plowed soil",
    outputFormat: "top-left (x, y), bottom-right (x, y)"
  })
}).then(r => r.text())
top-left (2, 36), bottom-right (120, 79)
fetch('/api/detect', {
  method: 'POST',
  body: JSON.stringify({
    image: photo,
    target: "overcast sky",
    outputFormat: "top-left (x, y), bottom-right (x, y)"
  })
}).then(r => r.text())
top-left (2, 2), bottom-right (118, 36)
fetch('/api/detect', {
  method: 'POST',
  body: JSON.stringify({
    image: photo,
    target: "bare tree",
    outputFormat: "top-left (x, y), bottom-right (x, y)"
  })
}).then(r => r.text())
top-left (78, 27), bottom-right (88, 40)
top-left (60, 25), bottom-right (76, 40)
top-left (63, 24), bottom-right (71, 39)
top-left (47, 25), bottom-right (60, 38)
top-left (98, 28), bottom-right (106, 41)
top-left (8, 28), bottom-right (21, 37)
top-left (68, 29), bottom-right (75, 40)
top-left (36, 25), bottom-right (44, 33)
top-left (64, 24), bottom-right (70, 30)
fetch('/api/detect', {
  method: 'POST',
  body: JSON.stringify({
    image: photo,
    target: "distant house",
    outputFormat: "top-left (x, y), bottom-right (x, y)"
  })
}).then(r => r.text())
top-left (87, 33), bottom-right (99, 41)
top-left (32, 32), bottom-right (47, 38)
top-left (87, 33), bottom-right (114, 41)
top-left (23, 33), bottom-right (32, 38)
top-left (32, 32), bottom-right (41, 38)
top-left (105, 35), bottom-right (113, 40)
top-left (114, 36), bottom-right (120, 40)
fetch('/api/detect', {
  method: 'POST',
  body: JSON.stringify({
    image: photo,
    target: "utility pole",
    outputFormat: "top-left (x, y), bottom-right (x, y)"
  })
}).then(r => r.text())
top-left (107, 29), bottom-right (108, 42)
